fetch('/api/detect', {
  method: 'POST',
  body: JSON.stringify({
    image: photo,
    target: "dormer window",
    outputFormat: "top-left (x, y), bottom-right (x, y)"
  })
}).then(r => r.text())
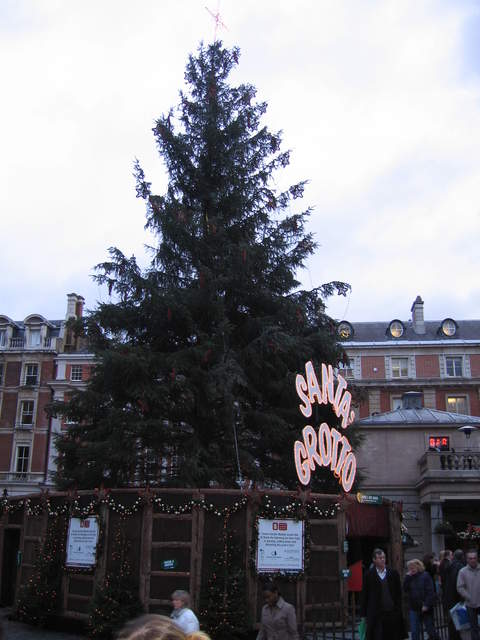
top-left (337, 321), bottom-right (353, 340)
top-left (441, 318), bottom-right (457, 337)
top-left (0, 330), bottom-right (6, 347)
top-left (388, 320), bottom-right (404, 338)
top-left (28, 328), bottom-right (41, 347)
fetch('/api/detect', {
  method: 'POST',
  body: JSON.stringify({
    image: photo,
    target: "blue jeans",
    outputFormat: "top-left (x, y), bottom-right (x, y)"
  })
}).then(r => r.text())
top-left (467, 606), bottom-right (480, 640)
top-left (409, 609), bottom-right (436, 640)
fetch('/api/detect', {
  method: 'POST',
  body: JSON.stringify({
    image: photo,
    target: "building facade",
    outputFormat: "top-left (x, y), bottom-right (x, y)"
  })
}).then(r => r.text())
top-left (355, 402), bottom-right (480, 559)
top-left (338, 296), bottom-right (480, 419)
top-left (339, 297), bottom-right (480, 558)
top-left (0, 294), bottom-right (92, 496)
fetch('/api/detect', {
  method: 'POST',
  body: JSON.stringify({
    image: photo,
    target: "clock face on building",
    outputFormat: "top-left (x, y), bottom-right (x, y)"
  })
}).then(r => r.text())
top-left (389, 320), bottom-right (404, 338)
top-left (441, 318), bottom-right (456, 337)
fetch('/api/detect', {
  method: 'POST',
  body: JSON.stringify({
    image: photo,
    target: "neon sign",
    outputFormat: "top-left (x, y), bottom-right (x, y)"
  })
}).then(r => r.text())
top-left (293, 361), bottom-right (357, 492)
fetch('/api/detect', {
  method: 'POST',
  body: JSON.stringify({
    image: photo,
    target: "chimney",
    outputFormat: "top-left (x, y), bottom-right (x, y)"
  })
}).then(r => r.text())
top-left (75, 296), bottom-right (85, 318)
top-left (66, 293), bottom-right (84, 320)
top-left (411, 295), bottom-right (425, 334)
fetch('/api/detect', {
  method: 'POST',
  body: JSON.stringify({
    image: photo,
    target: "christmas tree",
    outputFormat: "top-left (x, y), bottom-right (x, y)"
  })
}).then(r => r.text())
top-left (53, 41), bottom-right (351, 490)
top-left (88, 520), bottom-right (143, 639)
top-left (16, 517), bottom-right (65, 626)
top-left (200, 524), bottom-right (248, 639)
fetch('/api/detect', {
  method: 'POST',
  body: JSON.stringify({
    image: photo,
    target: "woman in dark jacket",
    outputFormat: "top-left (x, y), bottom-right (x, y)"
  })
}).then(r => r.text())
top-left (403, 559), bottom-right (438, 640)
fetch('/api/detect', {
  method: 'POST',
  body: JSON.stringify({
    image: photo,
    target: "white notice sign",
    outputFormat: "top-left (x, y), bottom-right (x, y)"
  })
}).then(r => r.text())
top-left (66, 517), bottom-right (99, 567)
top-left (256, 518), bottom-right (304, 573)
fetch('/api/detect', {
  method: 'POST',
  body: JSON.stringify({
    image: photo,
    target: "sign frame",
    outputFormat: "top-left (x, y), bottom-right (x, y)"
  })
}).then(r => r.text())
top-left (66, 516), bottom-right (100, 568)
top-left (255, 518), bottom-right (305, 574)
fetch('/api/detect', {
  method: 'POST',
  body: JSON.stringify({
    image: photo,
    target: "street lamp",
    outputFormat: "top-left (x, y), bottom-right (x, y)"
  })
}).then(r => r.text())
top-left (458, 425), bottom-right (478, 451)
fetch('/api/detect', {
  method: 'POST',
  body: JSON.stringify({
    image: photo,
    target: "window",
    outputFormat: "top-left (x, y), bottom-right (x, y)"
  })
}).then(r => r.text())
top-left (0, 330), bottom-right (6, 347)
top-left (15, 445), bottom-right (30, 476)
top-left (143, 448), bottom-right (158, 483)
top-left (28, 328), bottom-right (41, 347)
top-left (392, 396), bottom-right (403, 410)
top-left (0, 363), bottom-right (3, 385)
top-left (391, 357), bottom-right (408, 378)
top-left (20, 400), bottom-right (34, 426)
top-left (446, 395), bottom-right (468, 415)
top-left (24, 363), bottom-right (38, 386)
top-left (389, 320), bottom-right (404, 338)
top-left (337, 359), bottom-right (355, 379)
top-left (441, 318), bottom-right (457, 337)
top-left (160, 448), bottom-right (179, 481)
top-left (70, 365), bottom-right (83, 381)
top-left (337, 321), bottom-right (353, 340)
top-left (445, 356), bottom-right (463, 377)
top-left (429, 436), bottom-right (450, 451)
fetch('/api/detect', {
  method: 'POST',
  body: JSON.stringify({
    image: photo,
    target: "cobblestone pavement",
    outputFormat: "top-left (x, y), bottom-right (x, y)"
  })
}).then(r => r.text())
top-left (0, 608), bottom-right (84, 639)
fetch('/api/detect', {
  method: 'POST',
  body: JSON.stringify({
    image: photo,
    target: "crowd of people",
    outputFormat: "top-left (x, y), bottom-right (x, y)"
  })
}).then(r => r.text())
top-left (360, 546), bottom-right (480, 640)
top-left (115, 548), bottom-right (479, 640)
top-left (2, 547), bottom-right (478, 640)
top-left (115, 582), bottom-right (298, 640)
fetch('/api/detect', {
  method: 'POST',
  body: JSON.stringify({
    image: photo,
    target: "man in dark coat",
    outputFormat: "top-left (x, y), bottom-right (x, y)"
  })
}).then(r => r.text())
top-left (360, 548), bottom-right (407, 640)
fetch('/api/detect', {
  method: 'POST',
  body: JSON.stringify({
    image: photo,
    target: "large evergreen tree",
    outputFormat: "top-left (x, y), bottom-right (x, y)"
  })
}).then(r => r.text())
top-left (53, 42), bottom-right (351, 490)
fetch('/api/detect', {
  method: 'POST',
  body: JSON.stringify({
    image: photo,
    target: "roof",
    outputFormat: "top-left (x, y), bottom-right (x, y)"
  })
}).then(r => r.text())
top-left (340, 320), bottom-right (480, 345)
top-left (356, 407), bottom-right (480, 426)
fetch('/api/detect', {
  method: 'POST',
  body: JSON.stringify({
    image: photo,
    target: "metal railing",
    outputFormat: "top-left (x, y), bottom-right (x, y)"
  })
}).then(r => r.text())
top-left (0, 472), bottom-right (43, 483)
top-left (301, 601), bottom-right (448, 639)
top-left (9, 337), bottom-right (24, 348)
top-left (0, 336), bottom-right (55, 350)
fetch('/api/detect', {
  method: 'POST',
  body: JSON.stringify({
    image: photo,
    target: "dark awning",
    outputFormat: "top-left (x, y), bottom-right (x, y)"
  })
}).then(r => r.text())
top-left (345, 501), bottom-right (390, 538)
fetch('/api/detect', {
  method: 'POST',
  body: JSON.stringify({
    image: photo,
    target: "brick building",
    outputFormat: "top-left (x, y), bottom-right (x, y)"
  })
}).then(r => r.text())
top-left (339, 297), bottom-right (480, 557)
top-left (0, 293), bottom-right (92, 496)
top-left (338, 296), bottom-right (480, 419)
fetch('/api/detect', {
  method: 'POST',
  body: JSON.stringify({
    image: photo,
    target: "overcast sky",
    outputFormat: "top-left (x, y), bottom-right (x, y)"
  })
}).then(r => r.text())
top-left (2, 0), bottom-right (480, 324)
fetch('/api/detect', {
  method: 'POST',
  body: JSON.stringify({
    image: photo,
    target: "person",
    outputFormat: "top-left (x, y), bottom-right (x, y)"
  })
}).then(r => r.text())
top-left (170, 590), bottom-right (200, 634)
top-left (117, 614), bottom-right (210, 640)
top-left (457, 549), bottom-right (480, 640)
top-left (403, 558), bottom-right (438, 640)
top-left (257, 582), bottom-right (299, 640)
top-left (439, 550), bottom-right (453, 592)
top-left (360, 548), bottom-right (407, 640)
top-left (423, 552), bottom-right (439, 593)
top-left (444, 549), bottom-right (464, 640)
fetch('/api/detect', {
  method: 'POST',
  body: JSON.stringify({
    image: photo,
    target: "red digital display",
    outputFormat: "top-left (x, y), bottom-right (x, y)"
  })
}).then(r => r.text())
top-left (429, 436), bottom-right (449, 451)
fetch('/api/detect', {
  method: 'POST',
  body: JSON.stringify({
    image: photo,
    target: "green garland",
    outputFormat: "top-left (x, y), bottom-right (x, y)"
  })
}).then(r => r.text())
top-left (1, 493), bottom-right (249, 518)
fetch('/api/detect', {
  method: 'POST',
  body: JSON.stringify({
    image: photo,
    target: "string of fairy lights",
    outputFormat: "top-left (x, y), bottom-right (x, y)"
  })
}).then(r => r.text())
top-left (0, 492), bottom-right (340, 519)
